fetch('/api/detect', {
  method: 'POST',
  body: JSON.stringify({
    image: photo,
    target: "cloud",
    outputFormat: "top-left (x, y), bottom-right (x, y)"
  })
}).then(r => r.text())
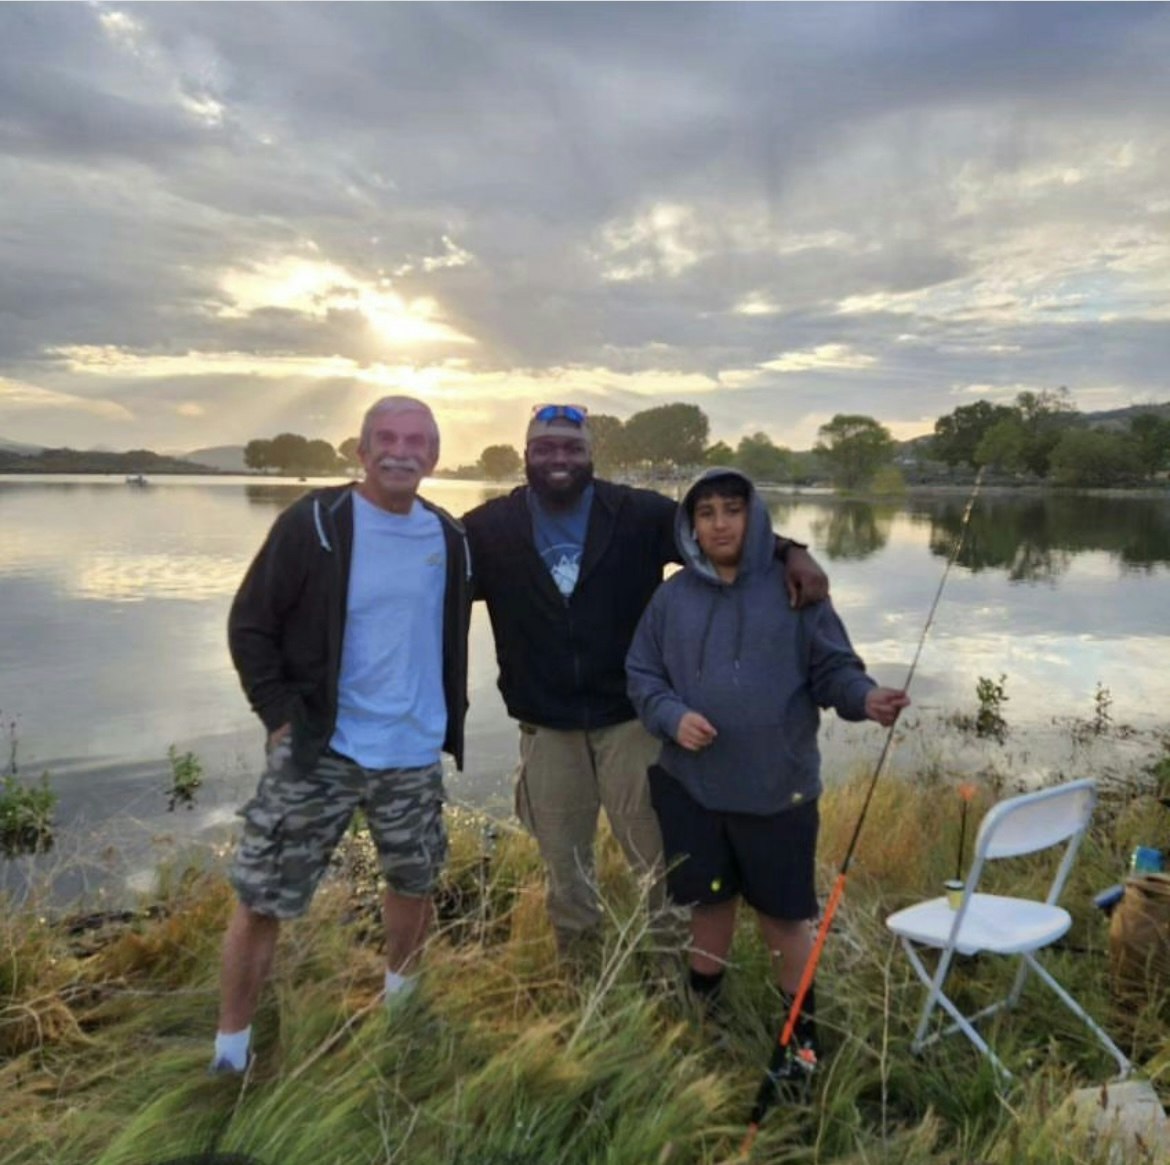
top-left (0, 376), bottom-right (133, 421)
top-left (762, 345), bottom-right (878, 373)
top-left (0, 3), bottom-right (1168, 459)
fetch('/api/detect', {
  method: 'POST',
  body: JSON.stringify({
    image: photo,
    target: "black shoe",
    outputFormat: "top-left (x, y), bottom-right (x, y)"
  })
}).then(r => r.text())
top-left (764, 1038), bottom-right (818, 1105)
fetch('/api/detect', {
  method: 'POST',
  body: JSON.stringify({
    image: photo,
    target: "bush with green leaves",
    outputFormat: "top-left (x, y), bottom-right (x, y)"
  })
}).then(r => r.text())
top-left (0, 772), bottom-right (56, 857)
top-left (973, 674), bottom-right (1010, 741)
top-left (166, 745), bottom-right (203, 812)
top-left (950, 674), bottom-right (1010, 743)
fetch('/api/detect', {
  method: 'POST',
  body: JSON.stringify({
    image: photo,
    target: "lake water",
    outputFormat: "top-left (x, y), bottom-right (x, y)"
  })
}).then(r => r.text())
top-left (2, 474), bottom-right (1168, 905)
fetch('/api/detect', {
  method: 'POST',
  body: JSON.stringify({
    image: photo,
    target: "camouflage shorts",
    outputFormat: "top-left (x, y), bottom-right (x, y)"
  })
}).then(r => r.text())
top-left (229, 742), bottom-right (447, 920)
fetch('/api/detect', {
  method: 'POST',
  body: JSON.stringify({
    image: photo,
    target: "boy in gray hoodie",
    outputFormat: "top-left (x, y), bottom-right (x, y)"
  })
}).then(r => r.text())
top-left (626, 468), bottom-right (908, 1064)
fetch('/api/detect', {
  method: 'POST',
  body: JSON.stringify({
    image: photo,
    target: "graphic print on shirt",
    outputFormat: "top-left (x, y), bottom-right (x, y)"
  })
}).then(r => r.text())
top-left (544, 542), bottom-right (582, 596)
top-left (529, 485), bottom-right (593, 599)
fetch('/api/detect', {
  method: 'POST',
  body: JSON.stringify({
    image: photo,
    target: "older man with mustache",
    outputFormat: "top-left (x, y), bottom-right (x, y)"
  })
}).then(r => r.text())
top-left (211, 395), bottom-right (472, 1074)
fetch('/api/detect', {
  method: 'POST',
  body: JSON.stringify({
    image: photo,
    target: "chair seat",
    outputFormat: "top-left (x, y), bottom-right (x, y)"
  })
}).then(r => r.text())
top-left (887, 892), bottom-right (1072, 956)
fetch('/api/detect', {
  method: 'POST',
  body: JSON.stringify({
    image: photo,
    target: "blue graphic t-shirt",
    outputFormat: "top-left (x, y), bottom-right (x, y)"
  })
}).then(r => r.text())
top-left (528, 485), bottom-right (594, 597)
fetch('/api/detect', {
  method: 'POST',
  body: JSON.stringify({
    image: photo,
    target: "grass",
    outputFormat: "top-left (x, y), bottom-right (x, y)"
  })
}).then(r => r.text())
top-left (2, 772), bottom-right (1169, 1165)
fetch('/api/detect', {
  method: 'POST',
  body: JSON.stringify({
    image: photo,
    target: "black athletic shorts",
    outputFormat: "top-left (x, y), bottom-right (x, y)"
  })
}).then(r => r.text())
top-left (648, 764), bottom-right (819, 921)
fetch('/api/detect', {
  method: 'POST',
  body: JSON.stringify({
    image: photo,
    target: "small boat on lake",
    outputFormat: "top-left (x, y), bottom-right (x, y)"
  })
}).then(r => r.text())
top-left (125, 474), bottom-right (148, 486)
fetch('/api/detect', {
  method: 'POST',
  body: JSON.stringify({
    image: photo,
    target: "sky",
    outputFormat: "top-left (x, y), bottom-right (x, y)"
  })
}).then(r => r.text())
top-left (1, 2), bottom-right (1168, 465)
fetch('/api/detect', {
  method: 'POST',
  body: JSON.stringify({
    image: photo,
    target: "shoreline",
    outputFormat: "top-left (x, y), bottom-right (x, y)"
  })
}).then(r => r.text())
top-left (2, 468), bottom-right (1167, 499)
top-left (6, 709), bottom-right (1166, 917)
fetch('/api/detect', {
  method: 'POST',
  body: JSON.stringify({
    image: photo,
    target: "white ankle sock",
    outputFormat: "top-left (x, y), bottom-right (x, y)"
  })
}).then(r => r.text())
top-left (384, 969), bottom-right (417, 1001)
top-left (213, 1026), bottom-right (252, 1070)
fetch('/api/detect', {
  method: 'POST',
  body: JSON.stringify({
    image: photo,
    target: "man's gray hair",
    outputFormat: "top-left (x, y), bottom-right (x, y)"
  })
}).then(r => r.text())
top-left (358, 396), bottom-right (440, 458)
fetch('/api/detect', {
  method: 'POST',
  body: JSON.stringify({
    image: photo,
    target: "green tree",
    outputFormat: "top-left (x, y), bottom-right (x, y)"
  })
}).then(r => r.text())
top-left (246, 434), bottom-right (340, 474)
top-left (734, 432), bottom-right (792, 482)
top-left (477, 444), bottom-right (522, 480)
top-left (338, 437), bottom-right (360, 467)
top-left (305, 439), bottom-right (342, 473)
top-left (588, 414), bottom-right (627, 475)
top-left (703, 440), bottom-right (735, 467)
top-left (789, 449), bottom-right (821, 484)
top-left (932, 401), bottom-right (1017, 468)
top-left (1048, 429), bottom-right (1134, 488)
top-left (1015, 388), bottom-right (1080, 476)
top-left (813, 414), bottom-right (895, 491)
top-left (267, 433), bottom-right (311, 473)
top-left (622, 403), bottom-right (709, 469)
top-left (975, 416), bottom-right (1029, 472)
top-left (244, 438), bottom-right (273, 471)
top-left (1130, 412), bottom-right (1170, 479)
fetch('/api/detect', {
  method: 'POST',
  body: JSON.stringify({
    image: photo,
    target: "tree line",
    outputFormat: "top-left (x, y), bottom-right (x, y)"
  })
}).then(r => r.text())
top-left (244, 433), bottom-right (360, 474)
top-left (929, 389), bottom-right (1170, 487)
top-left (244, 392), bottom-right (1170, 490)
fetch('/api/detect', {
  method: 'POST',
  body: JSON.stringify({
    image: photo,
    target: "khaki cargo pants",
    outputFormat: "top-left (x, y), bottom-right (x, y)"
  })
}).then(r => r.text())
top-left (514, 718), bottom-right (668, 949)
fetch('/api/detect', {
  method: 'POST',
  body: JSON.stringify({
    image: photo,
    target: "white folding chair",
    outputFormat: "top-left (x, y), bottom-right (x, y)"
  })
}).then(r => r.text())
top-left (886, 777), bottom-right (1131, 1082)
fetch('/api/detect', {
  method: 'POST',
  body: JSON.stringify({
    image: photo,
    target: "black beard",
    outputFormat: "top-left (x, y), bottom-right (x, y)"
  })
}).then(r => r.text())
top-left (525, 460), bottom-right (595, 506)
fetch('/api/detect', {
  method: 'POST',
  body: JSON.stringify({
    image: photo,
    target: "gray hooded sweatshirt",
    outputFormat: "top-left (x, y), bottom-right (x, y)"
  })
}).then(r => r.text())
top-left (625, 467), bottom-right (875, 815)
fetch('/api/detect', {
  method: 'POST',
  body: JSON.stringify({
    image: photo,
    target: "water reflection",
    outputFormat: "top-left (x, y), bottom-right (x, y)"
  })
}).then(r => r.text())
top-left (241, 478), bottom-right (515, 511)
top-left (926, 494), bottom-right (1170, 580)
top-left (243, 482), bottom-right (316, 507)
top-left (73, 553), bottom-right (244, 602)
top-left (805, 501), bottom-right (896, 560)
top-left (1, 476), bottom-right (1167, 787)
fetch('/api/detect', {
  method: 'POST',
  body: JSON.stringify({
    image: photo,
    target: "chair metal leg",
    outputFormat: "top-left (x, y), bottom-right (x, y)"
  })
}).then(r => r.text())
top-left (1022, 953), bottom-right (1132, 1078)
top-left (900, 938), bottom-right (1131, 1083)
top-left (1007, 957), bottom-right (1030, 1008)
top-left (903, 937), bottom-right (959, 1049)
top-left (928, 998), bottom-right (1010, 1043)
top-left (901, 938), bottom-right (1012, 1082)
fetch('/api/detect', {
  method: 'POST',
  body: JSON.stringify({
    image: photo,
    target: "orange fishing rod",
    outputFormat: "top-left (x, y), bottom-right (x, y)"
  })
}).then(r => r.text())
top-left (739, 470), bottom-right (985, 1158)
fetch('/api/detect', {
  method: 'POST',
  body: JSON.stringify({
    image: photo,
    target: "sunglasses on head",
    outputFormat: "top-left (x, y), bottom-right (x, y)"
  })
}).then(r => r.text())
top-left (532, 404), bottom-right (588, 425)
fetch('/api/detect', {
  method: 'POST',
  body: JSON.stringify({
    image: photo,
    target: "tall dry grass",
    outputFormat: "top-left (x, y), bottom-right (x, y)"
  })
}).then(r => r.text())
top-left (2, 769), bottom-right (1167, 1165)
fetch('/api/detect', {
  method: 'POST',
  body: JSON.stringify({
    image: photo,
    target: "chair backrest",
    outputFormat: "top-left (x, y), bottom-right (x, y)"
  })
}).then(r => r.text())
top-left (977, 778), bottom-right (1096, 859)
top-left (966, 778), bottom-right (1097, 904)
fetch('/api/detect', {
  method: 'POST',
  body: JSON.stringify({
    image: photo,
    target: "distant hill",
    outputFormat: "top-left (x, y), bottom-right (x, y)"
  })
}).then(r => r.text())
top-left (1083, 401), bottom-right (1170, 431)
top-left (0, 436), bottom-right (45, 455)
top-left (0, 446), bottom-right (223, 474)
top-left (183, 444), bottom-right (248, 472)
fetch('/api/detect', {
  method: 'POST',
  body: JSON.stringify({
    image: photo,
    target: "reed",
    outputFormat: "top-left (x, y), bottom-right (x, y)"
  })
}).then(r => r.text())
top-left (2, 768), bottom-right (1166, 1165)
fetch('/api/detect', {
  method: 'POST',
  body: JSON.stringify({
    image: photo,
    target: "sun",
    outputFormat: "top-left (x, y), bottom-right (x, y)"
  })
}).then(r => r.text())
top-left (218, 257), bottom-right (475, 348)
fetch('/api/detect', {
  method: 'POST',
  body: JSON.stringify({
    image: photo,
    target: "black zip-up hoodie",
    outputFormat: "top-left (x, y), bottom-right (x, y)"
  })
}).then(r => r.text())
top-left (463, 479), bottom-right (678, 730)
top-left (228, 484), bottom-right (472, 774)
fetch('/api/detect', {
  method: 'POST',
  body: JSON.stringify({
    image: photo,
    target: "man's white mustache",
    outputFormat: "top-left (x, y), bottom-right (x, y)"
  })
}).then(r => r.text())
top-left (377, 456), bottom-right (424, 473)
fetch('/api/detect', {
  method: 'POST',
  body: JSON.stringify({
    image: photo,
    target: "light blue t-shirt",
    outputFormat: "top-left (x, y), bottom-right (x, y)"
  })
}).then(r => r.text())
top-left (329, 492), bottom-right (447, 769)
top-left (528, 485), bottom-right (594, 597)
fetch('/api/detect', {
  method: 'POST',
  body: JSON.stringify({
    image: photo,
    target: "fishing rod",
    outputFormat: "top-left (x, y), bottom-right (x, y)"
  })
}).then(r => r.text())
top-left (738, 469), bottom-right (986, 1158)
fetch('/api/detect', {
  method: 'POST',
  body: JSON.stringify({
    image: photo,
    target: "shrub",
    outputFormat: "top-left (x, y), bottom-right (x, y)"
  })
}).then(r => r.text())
top-left (0, 772), bottom-right (56, 857)
top-left (166, 746), bottom-right (203, 812)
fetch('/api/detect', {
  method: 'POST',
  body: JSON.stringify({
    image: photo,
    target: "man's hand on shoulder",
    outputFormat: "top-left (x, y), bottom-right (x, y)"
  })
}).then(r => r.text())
top-left (785, 546), bottom-right (829, 608)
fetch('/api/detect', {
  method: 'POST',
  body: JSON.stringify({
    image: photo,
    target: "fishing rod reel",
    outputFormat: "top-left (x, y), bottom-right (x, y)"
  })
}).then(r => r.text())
top-left (752, 1035), bottom-right (819, 1118)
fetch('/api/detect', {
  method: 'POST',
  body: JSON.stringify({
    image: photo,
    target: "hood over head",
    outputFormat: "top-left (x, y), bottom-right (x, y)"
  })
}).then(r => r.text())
top-left (675, 466), bottom-right (775, 583)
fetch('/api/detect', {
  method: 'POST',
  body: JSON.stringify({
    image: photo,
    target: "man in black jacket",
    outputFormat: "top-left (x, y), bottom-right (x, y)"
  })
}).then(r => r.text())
top-left (462, 405), bottom-right (826, 963)
top-left (211, 396), bottom-right (472, 1074)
